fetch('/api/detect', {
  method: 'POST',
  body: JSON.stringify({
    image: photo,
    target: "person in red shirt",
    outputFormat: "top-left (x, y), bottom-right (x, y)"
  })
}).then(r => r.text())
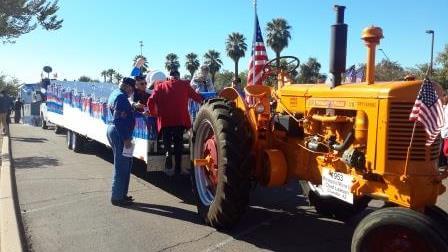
top-left (147, 70), bottom-right (203, 174)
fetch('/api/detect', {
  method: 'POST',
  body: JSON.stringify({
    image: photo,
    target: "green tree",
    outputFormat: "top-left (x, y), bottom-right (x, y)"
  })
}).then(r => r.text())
top-left (214, 70), bottom-right (234, 91)
top-left (106, 69), bottom-right (116, 83)
top-left (165, 53), bottom-right (180, 72)
top-left (436, 44), bottom-right (448, 88)
top-left (78, 76), bottom-right (92, 82)
top-left (266, 18), bottom-right (292, 68)
top-left (100, 70), bottom-right (108, 82)
top-left (0, 75), bottom-right (19, 97)
top-left (225, 32), bottom-right (247, 79)
top-left (239, 70), bottom-right (248, 87)
top-left (204, 50), bottom-right (223, 83)
top-left (185, 53), bottom-right (200, 79)
top-left (297, 57), bottom-right (322, 83)
top-left (375, 59), bottom-right (406, 81)
top-left (133, 55), bottom-right (148, 73)
top-left (0, 0), bottom-right (63, 43)
top-left (114, 72), bottom-right (123, 84)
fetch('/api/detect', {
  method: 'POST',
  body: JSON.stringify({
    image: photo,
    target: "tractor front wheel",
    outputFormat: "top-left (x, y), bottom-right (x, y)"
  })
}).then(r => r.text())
top-left (191, 98), bottom-right (252, 229)
top-left (352, 207), bottom-right (448, 252)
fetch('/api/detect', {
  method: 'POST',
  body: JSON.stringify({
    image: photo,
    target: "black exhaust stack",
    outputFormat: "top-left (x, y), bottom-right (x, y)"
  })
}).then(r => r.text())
top-left (329, 5), bottom-right (347, 88)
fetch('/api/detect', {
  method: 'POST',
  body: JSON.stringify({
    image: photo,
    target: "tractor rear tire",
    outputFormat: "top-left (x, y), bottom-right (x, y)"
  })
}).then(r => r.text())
top-left (352, 207), bottom-right (448, 252)
top-left (191, 98), bottom-right (252, 230)
top-left (300, 181), bottom-right (370, 221)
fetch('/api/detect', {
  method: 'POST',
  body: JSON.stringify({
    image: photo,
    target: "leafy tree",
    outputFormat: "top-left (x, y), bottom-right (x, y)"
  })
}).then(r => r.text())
top-left (239, 70), bottom-right (248, 87)
top-left (133, 55), bottom-right (148, 73)
top-left (114, 72), bottom-right (123, 84)
top-left (406, 64), bottom-right (430, 79)
top-left (214, 70), bottom-right (234, 91)
top-left (0, 75), bottom-right (19, 97)
top-left (225, 32), bottom-right (247, 79)
top-left (436, 44), bottom-right (448, 88)
top-left (183, 74), bottom-right (191, 80)
top-left (204, 50), bottom-right (223, 83)
top-left (106, 69), bottom-right (116, 83)
top-left (185, 53), bottom-right (200, 78)
top-left (297, 57), bottom-right (322, 83)
top-left (78, 76), bottom-right (92, 82)
top-left (165, 53), bottom-right (180, 72)
top-left (266, 18), bottom-right (292, 68)
top-left (375, 59), bottom-right (405, 81)
top-left (100, 70), bottom-right (108, 82)
top-left (0, 0), bottom-right (63, 43)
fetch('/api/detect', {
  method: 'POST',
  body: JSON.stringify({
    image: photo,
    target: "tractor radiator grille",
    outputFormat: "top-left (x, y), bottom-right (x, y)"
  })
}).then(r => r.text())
top-left (387, 102), bottom-right (440, 161)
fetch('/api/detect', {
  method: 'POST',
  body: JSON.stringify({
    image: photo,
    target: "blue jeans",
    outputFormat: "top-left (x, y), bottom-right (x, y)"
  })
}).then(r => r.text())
top-left (107, 125), bottom-right (133, 201)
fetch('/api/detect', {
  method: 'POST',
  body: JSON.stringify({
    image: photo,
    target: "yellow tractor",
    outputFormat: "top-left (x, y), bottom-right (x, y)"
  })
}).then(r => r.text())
top-left (191, 5), bottom-right (448, 251)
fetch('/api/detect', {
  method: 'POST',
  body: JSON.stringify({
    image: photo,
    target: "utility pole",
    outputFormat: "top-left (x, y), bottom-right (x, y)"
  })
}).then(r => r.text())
top-left (378, 48), bottom-right (390, 61)
top-left (139, 41), bottom-right (144, 56)
top-left (425, 30), bottom-right (434, 75)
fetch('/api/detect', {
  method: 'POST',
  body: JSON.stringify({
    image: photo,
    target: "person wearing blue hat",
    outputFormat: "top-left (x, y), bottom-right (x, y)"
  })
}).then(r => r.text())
top-left (107, 77), bottom-right (136, 206)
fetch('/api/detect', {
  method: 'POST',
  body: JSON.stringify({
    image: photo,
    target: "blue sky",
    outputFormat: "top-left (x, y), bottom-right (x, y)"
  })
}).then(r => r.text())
top-left (1, 0), bottom-right (447, 83)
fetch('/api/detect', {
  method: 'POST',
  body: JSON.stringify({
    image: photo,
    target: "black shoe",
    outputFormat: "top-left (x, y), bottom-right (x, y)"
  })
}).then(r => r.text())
top-left (111, 199), bottom-right (133, 206)
top-left (125, 195), bottom-right (134, 202)
top-left (165, 156), bottom-right (173, 170)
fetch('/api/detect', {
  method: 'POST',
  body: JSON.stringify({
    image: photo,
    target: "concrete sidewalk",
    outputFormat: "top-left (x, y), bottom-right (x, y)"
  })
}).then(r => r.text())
top-left (0, 132), bottom-right (25, 252)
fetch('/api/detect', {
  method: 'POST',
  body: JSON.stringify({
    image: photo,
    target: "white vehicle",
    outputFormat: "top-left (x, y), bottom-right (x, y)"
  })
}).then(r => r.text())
top-left (39, 79), bottom-right (210, 172)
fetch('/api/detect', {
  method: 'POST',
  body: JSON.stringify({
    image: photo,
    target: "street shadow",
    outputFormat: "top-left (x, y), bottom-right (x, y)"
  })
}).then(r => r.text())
top-left (10, 136), bottom-right (48, 143)
top-left (143, 172), bottom-right (196, 205)
top-left (77, 141), bottom-right (361, 251)
top-left (81, 141), bottom-right (196, 205)
top-left (13, 156), bottom-right (60, 169)
top-left (125, 202), bottom-right (201, 224)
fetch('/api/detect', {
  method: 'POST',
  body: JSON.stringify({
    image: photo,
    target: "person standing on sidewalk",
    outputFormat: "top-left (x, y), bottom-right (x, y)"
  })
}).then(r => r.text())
top-left (148, 70), bottom-right (203, 175)
top-left (0, 90), bottom-right (12, 135)
top-left (107, 78), bottom-right (136, 206)
top-left (13, 98), bottom-right (24, 123)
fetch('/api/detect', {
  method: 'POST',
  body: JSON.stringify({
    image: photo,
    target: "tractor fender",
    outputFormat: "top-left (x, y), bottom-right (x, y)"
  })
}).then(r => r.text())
top-left (219, 87), bottom-right (258, 145)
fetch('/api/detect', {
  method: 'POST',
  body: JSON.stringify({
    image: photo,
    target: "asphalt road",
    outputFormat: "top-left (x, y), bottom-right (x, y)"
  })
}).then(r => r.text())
top-left (10, 124), bottom-right (448, 252)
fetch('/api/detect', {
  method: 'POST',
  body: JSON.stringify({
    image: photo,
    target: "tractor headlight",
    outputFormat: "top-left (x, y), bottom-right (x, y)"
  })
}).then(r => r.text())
top-left (255, 103), bottom-right (265, 114)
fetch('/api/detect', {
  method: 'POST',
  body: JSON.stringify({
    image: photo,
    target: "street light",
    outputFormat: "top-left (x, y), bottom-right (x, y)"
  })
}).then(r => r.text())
top-left (426, 30), bottom-right (434, 75)
top-left (378, 48), bottom-right (390, 61)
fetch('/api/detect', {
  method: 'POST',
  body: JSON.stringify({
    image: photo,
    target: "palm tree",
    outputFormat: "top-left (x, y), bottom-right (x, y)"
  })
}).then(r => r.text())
top-left (106, 69), bottom-right (116, 83)
top-left (266, 18), bottom-right (292, 68)
top-left (204, 50), bottom-right (223, 83)
top-left (165, 53), bottom-right (180, 72)
top-left (225, 32), bottom-right (247, 79)
top-left (133, 55), bottom-right (148, 73)
top-left (185, 53), bottom-right (200, 79)
top-left (100, 70), bottom-right (108, 82)
top-left (114, 72), bottom-right (123, 84)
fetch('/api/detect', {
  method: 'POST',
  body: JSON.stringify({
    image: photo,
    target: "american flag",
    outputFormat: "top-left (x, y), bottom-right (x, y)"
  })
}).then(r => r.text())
top-left (355, 66), bottom-right (365, 83)
top-left (409, 79), bottom-right (444, 146)
top-left (247, 14), bottom-right (268, 86)
top-left (344, 65), bottom-right (356, 83)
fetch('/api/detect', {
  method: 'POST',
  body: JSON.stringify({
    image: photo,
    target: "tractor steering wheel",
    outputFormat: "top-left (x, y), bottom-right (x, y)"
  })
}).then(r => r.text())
top-left (262, 56), bottom-right (300, 79)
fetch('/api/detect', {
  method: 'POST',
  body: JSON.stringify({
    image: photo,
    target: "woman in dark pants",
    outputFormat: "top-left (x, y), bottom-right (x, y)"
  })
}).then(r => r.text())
top-left (106, 78), bottom-right (136, 206)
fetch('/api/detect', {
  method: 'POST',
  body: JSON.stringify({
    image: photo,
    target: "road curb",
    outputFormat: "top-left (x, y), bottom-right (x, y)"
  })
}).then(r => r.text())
top-left (0, 135), bottom-right (24, 252)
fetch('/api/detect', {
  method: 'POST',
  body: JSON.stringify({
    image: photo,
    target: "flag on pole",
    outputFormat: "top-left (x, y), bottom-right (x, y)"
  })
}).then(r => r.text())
top-left (247, 12), bottom-right (268, 86)
top-left (355, 66), bottom-right (365, 83)
top-left (409, 79), bottom-right (444, 146)
top-left (344, 65), bottom-right (356, 83)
